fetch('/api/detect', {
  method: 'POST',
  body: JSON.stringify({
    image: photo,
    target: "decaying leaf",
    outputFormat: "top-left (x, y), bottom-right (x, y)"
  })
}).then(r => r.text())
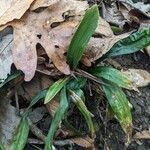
top-left (0, 0), bottom-right (35, 26)
top-left (70, 136), bottom-right (94, 148)
top-left (0, 0), bottom-right (88, 81)
top-left (145, 45), bottom-right (150, 56)
top-left (31, 0), bottom-right (59, 10)
top-left (119, 0), bottom-right (150, 19)
top-left (0, 34), bottom-right (13, 81)
top-left (134, 130), bottom-right (150, 139)
top-left (0, 96), bottom-right (20, 147)
top-left (122, 69), bottom-right (150, 88)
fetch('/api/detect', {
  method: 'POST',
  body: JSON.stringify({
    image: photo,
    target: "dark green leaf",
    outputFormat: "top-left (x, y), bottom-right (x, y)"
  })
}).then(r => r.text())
top-left (103, 82), bottom-right (132, 137)
top-left (66, 77), bottom-right (87, 90)
top-left (23, 89), bottom-right (48, 116)
top-left (67, 5), bottom-right (99, 69)
top-left (10, 116), bottom-right (29, 150)
top-left (70, 90), bottom-right (95, 138)
top-left (0, 71), bottom-right (22, 88)
top-left (90, 66), bottom-right (131, 89)
top-left (44, 87), bottom-right (69, 150)
top-left (44, 78), bottom-right (69, 104)
top-left (104, 28), bottom-right (150, 58)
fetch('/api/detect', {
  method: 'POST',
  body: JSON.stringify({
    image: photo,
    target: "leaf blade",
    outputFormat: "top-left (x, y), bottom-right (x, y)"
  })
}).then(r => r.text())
top-left (70, 90), bottom-right (95, 138)
top-left (102, 82), bottom-right (132, 138)
top-left (10, 116), bottom-right (29, 150)
top-left (67, 4), bottom-right (99, 69)
top-left (44, 87), bottom-right (69, 150)
top-left (104, 28), bottom-right (150, 58)
top-left (90, 66), bottom-right (131, 89)
top-left (44, 77), bottom-right (69, 104)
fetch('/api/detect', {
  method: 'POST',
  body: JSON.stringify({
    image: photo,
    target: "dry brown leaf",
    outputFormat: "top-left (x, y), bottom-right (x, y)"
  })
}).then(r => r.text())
top-left (0, 34), bottom-right (13, 81)
top-left (70, 136), bottom-right (94, 149)
top-left (46, 97), bottom-right (60, 117)
top-left (0, 0), bottom-right (35, 26)
top-left (83, 18), bottom-right (129, 64)
top-left (0, 0), bottom-right (88, 81)
top-left (134, 130), bottom-right (150, 139)
top-left (31, 0), bottom-right (59, 10)
top-left (145, 45), bottom-right (150, 57)
top-left (122, 69), bottom-right (150, 88)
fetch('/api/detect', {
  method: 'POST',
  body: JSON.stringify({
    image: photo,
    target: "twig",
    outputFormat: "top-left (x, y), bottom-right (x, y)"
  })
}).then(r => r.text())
top-left (54, 139), bottom-right (74, 147)
top-left (15, 90), bottom-right (20, 114)
top-left (28, 118), bottom-right (46, 142)
top-left (75, 69), bottom-right (106, 85)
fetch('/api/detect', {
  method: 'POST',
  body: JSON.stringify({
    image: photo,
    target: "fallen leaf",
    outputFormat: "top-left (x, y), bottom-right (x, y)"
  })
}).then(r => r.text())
top-left (119, 0), bottom-right (150, 19)
top-left (0, 96), bottom-right (20, 147)
top-left (0, 34), bottom-right (13, 81)
top-left (145, 45), bottom-right (150, 56)
top-left (70, 136), bottom-right (94, 148)
top-left (0, 0), bottom-right (88, 81)
top-left (0, 0), bottom-right (35, 26)
top-left (31, 0), bottom-right (59, 10)
top-left (134, 130), bottom-right (150, 139)
top-left (122, 69), bottom-right (150, 88)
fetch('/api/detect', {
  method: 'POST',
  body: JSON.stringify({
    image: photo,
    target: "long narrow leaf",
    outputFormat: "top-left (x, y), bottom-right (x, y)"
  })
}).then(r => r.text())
top-left (103, 82), bottom-right (132, 138)
top-left (0, 71), bottom-right (22, 88)
top-left (104, 28), bottom-right (150, 58)
top-left (66, 77), bottom-right (87, 90)
top-left (10, 116), bottom-right (29, 150)
top-left (70, 90), bottom-right (95, 138)
top-left (44, 87), bottom-right (69, 150)
top-left (67, 5), bottom-right (99, 69)
top-left (44, 77), bottom-right (69, 104)
top-left (90, 66), bottom-right (132, 89)
top-left (23, 89), bottom-right (48, 116)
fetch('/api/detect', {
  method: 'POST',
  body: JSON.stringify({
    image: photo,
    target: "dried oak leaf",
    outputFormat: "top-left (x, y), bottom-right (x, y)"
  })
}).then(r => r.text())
top-left (0, 0), bottom-right (88, 81)
top-left (0, 34), bottom-right (13, 81)
top-left (0, 0), bottom-right (35, 26)
top-left (30, 0), bottom-right (59, 10)
top-left (122, 69), bottom-right (150, 88)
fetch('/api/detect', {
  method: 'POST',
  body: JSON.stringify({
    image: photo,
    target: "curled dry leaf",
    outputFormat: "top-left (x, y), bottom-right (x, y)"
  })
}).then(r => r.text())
top-left (0, 34), bottom-right (13, 81)
top-left (122, 69), bottom-right (150, 88)
top-left (0, 0), bottom-right (35, 26)
top-left (30, 0), bottom-right (59, 10)
top-left (0, 0), bottom-right (88, 81)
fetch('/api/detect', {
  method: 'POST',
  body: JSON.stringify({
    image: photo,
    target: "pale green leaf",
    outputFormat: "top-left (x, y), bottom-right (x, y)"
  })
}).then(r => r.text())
top-left (44, 77), bottom-right (69, 104)
top-left (70, 90), bottom-right (95, 138)
top-left (10, 116), bottom-right (29, 150)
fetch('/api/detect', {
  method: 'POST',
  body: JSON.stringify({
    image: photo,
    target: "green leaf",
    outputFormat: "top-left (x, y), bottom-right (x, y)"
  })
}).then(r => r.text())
top-left (0, 71), bottom-right (22, 88)
top-left (70, 90), bottom-right (95, 138)
top-left (74, 89), bottom-right (85, 102)
top-left (104, 28), bottom-right (150, 58)
top-left (66, 77), bottom-right (87, 90)
top-left (90, 66), bottom-right (131, 89)
top-left (44, 77), bottom-right (69, 104)
top-left (67, 4), bottom-right (99, 69)
top-left (10, 116), bottom-right (29, 150)
top-left (102, 82), bottom-right (132, 138)
top-left (44, 87), bottom-right (69, 150)
top-left (23, 89), bottom-right (48, 116)
top-left (0, 141), bottom-right (5, 150)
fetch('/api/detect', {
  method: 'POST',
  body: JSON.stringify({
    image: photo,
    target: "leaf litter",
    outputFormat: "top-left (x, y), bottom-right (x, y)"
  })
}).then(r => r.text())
top-left (0, 0), bottom-right (150, 149)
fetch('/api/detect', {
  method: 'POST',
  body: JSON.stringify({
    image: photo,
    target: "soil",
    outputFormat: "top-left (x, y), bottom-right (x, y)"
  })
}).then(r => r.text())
top-left (25, 51), bottom-right (150, 150)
